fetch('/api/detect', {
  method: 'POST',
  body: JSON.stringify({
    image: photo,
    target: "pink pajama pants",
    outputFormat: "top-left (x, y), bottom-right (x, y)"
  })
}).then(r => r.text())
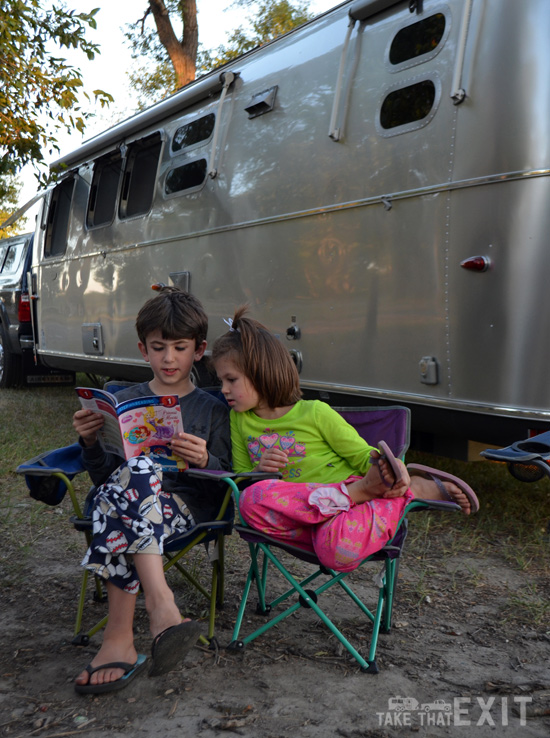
top-left (239, 478), bottom-right (414, 572)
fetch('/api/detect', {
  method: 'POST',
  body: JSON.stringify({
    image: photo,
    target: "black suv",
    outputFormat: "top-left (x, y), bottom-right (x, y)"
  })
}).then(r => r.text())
top-left (0, 232), bottom-right (35, 387)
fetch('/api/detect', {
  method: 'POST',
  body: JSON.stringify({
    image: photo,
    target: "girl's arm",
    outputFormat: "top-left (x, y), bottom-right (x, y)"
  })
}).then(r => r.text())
top-left (317, 403), bottom-right (376, 475)
top-left (230, 411), bottom-right (255, 473)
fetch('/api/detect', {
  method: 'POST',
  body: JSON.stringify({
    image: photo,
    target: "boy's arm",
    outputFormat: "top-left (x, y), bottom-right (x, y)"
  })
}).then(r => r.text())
top-left (73, 408), bottom-right (122, 486)
top-left (202, 405), bottom-right (231, 471)
top-left (79, 439), bottom-right (122, 487)
top-left (171, 401), bottom-right (231, 471)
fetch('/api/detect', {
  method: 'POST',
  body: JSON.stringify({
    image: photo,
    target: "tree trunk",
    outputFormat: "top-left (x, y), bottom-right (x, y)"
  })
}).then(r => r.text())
top-left (148, 0), bottom-right (197, 89)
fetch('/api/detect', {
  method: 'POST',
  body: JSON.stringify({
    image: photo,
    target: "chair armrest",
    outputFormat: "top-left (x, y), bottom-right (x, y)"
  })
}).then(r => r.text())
top-left (184, 469), bottom-right (282, 482)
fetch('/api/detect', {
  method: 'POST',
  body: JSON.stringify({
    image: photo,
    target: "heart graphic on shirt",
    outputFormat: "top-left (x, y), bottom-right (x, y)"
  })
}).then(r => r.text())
top-left (248, 440), bottom-right (260, 456)
top-left (260, 433), bottom-right (279, 449)
top-left (280, 436), bottom-right (295, 450)
top-left (294, 443), bottom-right (306, 456)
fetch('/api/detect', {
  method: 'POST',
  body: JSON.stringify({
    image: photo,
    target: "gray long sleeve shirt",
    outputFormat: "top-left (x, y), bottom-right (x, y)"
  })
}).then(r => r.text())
top-left (80, 383), bottom-right (231, 522)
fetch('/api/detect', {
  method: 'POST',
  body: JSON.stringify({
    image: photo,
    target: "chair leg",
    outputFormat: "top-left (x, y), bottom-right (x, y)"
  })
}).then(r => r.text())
top-left (72, 568), bottom-right (110, 646)
top-left (72, 569), bottom-right (90, 644)
top-left (229, 543), bottom-right (380, 672)
top-left (381, 557), bottom-right (399, 633)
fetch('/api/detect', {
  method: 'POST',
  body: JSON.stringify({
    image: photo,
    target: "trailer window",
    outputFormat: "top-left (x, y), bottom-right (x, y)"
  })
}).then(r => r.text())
top-left (119, 133), bottom-right (162, 219)
top-left (172, 114), bottom-right (215, 153)
top-left (45, 177), bottom-right (74, 258)
top-left (87, 151), bottom-right (122, 228)
top-left (165, 159), bottom-right (207, 195)
top-left (380, 80), bottom-right (436, 130)
top-left (389, 14), bottom-right (446, 65)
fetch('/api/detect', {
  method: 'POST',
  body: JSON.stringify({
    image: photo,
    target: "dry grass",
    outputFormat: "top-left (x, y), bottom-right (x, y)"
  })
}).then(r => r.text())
top-left (1, 382), bottom-right (550, 589)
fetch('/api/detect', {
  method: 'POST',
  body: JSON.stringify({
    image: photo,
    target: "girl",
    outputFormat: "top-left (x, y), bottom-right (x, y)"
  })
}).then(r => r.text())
top-left (212, 307), bottom-right (479, 573)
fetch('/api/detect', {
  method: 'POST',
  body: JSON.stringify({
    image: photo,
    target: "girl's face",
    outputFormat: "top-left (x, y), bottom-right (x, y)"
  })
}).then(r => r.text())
top-left (215, 356), bottom-right (261, 413)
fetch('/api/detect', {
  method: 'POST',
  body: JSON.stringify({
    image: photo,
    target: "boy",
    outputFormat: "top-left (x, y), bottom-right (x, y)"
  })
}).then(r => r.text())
top-left (72, 288), bottom-right (231, 694)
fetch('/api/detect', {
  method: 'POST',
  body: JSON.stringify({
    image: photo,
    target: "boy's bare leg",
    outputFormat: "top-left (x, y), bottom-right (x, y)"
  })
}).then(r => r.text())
top-left (75, 554), bottom-right (183, 688)
top-left (133, 553), bottom-right (183, 639)
top-left (74, 582), bottom-right (138, 688)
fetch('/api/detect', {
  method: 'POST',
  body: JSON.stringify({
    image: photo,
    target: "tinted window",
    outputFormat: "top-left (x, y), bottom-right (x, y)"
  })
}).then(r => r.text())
top-left (2, 244), bottom-right (21, 273)
top-left (380, 80), bottom-right (436, 129)
top-left (165, 159), bottom-right (208, 195)
top-left (87, 152), bottom-right (122, 228)
top-left (172, 114), bottom-right (215, 153)
top-left (120, 134), bottom-right (162, 219)
top-left (45, 178), bottom-right (74, 257)
top-left (390, 14), bottom-right (446, 65)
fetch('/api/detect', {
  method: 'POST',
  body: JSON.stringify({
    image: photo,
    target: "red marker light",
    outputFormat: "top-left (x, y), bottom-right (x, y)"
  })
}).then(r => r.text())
top-left (460, 256), bottom-right (490, 272)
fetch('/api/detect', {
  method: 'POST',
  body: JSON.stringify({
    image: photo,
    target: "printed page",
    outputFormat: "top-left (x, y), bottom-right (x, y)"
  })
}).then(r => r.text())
top-left (75, 387), bottom-right (124, 456)
top-left (115, 394), bottom-right (186, 471)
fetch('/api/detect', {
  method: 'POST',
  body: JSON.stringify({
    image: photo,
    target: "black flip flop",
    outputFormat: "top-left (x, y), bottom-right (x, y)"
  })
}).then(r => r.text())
top-left (149, 620), bottom-right (201, 677)
top-left (75, 654), bottom-right (147, 695)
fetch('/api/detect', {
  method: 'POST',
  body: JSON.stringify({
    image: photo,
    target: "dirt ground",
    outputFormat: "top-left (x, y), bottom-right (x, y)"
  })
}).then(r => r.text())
top-left (1, 507), bottom-right (549, 738)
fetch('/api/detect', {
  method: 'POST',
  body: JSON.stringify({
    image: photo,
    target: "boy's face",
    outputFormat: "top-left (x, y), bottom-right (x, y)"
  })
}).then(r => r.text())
top-left (139, 329), bottom-right (206, 393)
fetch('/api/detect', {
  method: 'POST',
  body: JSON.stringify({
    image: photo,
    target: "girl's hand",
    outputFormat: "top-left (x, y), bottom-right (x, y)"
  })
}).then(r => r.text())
top-left (73, 408), bottom-right (104, 447)
top-left (382, 464), bottom-right (411, 498)
top-left (171, 432), bottom-right (209, 469)
top-left (257, 447), bottom-right (289, 473)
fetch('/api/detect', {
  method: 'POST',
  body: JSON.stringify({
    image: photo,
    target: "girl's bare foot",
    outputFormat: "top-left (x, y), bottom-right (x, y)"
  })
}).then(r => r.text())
top-left (347, 455), bottom-right (410, 504)
top-left (407, 465), bottom-right (479, 515)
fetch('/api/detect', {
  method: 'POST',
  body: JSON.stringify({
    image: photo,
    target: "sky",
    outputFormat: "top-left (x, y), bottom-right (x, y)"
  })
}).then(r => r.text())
top-left (16, 0), bottom-right (339, 210)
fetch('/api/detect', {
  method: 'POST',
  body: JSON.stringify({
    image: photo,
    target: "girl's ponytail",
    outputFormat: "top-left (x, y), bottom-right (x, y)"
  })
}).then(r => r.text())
top-left (212, 306), bottom-right (301, 408)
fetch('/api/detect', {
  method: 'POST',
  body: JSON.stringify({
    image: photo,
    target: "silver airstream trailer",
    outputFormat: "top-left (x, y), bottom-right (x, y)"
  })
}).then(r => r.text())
top-left (23, 0), bottom-right (550, 456)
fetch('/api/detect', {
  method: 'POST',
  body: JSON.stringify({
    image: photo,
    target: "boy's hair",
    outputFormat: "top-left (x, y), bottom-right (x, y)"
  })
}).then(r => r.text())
top-left (136, 287), bottom-right (208, 346)
top-left (212, 305), bottom-right (302, 407)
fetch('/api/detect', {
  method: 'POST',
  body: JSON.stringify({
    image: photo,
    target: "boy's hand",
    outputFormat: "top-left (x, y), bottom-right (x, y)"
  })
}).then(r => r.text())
top-left (73, 408), bottom-right (104, 447)
top-left (171, 432), bottom-right (209, 469)
top-left (256, 447), bottom-right (288, 473)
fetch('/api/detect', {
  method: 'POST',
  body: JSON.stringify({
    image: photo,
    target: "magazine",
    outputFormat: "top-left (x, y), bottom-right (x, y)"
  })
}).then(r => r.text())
top-left (76, 387), bottom-right (186, 471)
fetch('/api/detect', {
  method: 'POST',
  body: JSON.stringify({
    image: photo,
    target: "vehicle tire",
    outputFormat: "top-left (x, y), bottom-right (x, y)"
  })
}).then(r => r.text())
top-left (0, 328), bottom-right (22, 388)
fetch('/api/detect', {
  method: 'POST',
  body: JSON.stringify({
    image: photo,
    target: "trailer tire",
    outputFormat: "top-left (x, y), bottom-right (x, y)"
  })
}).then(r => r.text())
top-left (0, 328), bottom-right (22, 388)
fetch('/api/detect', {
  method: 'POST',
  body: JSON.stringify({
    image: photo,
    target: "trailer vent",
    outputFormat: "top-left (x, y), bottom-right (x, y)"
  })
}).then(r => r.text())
top-left (244, 86), bottom-right (278, 119)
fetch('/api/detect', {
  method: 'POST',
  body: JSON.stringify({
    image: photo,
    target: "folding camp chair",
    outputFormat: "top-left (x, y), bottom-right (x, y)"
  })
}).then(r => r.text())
top-left (190, 405), bottom-right (462, 674)
top-left (480, 430), bottom-right (550, 483)
top-left (16, 383), bottom-right (233, 647)
top-left (480, 431), bottom-right (550, 535)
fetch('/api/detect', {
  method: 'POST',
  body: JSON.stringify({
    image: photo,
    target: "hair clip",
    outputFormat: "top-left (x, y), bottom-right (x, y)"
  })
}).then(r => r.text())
top-left (223, 317), bottom-right (238, 332)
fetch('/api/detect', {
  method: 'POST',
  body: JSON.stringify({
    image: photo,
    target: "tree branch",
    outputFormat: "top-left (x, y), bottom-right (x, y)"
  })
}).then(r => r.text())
top-left (148, 0), bottom-right (196, 88)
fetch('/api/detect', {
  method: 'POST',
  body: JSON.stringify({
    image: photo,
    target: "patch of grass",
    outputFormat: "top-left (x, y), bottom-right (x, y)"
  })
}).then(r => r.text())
top-left (404, 449), bottom-right (550, 575)
top-left (2, 384), bottom-right (550, 591)
top-left (0, 382), bottom-right (88, 581)
top-left (502, 582), bottom-right (550, 626)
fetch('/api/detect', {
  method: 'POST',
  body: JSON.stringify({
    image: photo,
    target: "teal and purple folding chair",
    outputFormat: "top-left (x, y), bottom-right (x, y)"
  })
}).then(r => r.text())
top-left (190, 404), bottom-right (462, 673)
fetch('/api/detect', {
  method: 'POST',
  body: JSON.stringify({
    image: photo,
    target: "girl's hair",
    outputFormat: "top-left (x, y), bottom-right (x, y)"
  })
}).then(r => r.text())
top-left (212, 306), bottom-right (302, 408)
